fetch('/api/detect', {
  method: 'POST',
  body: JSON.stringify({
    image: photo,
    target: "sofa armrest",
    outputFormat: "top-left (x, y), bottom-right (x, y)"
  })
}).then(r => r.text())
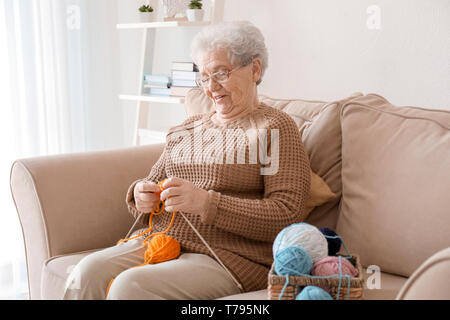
top-left (10, 143), bottom-right (164, 299)
top-left (396, 247), bottom-right (450, 300)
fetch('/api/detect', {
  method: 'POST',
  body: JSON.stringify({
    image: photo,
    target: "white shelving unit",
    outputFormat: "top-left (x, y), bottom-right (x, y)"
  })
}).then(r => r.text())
top-left (119, 94), bottom-right (185, 104)
top-left (118, 0), bottom-right (224, 145)
top-left (117, 21), bottom-right (210, 29)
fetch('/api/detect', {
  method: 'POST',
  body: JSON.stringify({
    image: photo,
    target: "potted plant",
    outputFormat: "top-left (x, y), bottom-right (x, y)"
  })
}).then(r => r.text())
top-left (139, 4), bottom-right (155, 22)
top-left (186, 0), bottom-right (204, 22)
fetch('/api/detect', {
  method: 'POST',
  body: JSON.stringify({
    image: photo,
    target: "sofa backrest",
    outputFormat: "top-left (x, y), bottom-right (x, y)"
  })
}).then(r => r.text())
top-left (186, 89), bottom-right (450, 277)
top-left (185, 88), bottom-right (362, 230)
top-left (336, 94), bottom-right (450, 277)
top-left (258, 94), bottom-right (364, 229)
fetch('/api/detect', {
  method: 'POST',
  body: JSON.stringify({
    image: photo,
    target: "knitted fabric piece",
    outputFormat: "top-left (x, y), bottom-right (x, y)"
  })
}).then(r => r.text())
top-left (126, 103), bottom-right (311, 292)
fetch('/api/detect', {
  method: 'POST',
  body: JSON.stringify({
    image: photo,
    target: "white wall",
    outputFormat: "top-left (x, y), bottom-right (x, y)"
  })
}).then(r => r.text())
top-left (117, 0), bottom-right (146, 147)
top-left (225, 0), bottom-right (450, 109)
top-left (118, 0), bottom-right (450, 147)
top-left (80, 0), bottom-right (124, 151)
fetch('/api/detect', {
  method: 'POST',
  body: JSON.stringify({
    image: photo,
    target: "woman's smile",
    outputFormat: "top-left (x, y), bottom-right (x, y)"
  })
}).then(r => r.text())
top-left (213, 94), bottom-right (228, 103)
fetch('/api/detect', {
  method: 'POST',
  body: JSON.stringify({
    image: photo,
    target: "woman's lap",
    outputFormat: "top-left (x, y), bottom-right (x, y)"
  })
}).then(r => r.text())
top-left (62, 239), bottom-right (241, 300)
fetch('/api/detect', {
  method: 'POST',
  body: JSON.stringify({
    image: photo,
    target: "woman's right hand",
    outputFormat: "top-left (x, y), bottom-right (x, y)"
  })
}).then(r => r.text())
top-left (134, 181), bottom-right (161, 213)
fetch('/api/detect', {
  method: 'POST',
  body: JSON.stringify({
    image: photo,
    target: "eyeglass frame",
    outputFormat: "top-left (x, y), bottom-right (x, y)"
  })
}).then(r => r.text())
top-left (195, 61), bottom-right (252, 88)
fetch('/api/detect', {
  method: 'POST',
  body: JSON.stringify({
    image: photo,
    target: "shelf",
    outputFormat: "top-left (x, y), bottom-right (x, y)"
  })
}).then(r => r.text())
top-left (117, 21), bottom-right (210, 29)
top-left (119, 94), bottom-right (185, 104)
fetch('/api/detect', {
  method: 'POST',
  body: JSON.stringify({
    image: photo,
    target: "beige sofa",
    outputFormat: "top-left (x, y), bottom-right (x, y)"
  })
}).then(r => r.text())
top-left (10, 90), bottom-right (450, 300)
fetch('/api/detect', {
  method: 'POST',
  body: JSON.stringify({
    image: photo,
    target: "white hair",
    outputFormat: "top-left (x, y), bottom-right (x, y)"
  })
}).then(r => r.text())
top-left (190, 21), bottom-right (269, 85)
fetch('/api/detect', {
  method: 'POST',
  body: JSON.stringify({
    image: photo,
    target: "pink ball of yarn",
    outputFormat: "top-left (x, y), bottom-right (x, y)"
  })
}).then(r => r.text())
top-left (312, 256), bottom-right (359, 278)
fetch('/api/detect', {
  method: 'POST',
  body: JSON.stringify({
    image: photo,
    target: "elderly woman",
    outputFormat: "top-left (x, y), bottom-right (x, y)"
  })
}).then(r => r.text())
top-left (62, 21), bottom-right (310, 300)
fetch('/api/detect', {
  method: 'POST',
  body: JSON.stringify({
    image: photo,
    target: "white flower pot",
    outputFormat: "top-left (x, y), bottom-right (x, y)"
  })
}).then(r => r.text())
top-left (186, 9), bottom-right (204, 22)
top-left (139, 12), bottom-right (156, 23)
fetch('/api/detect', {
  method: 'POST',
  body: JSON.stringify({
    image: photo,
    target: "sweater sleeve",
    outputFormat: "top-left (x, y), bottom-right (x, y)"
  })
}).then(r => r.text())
top-left (199, 113), bottom-right (311, 242)
top-left (126, 146), bottom-right (168, 225)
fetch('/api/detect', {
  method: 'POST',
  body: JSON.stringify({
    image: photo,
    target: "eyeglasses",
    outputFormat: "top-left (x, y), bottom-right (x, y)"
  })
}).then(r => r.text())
top-left (195, 64), bottom-right (246, 88)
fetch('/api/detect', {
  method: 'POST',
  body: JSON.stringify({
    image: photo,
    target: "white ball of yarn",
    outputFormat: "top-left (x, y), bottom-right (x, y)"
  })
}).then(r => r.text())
top-left (273, 223), bottom-right (328, 263)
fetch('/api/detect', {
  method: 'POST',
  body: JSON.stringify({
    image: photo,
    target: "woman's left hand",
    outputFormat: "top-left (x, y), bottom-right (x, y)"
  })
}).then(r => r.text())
top-left (160, 177), bottom-right (209, 215)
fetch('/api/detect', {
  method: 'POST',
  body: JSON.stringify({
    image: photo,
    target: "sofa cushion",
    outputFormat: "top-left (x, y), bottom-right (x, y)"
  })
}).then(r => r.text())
top-left (185, 88), bottom-right (329, 126)
top-left (217, 289), bottom-right (268, 300)
top-left (218, 268), bottom-right (408, 300)
top-left (185, 88), bottom-right (362, 229)
top-left (336, 94), bottom-right (450, 278)
top-left (396, 247), bottom-right (450, 299)
top-left (306, 169), bottom-right (337, 215)
top-left (41, 249), bottom-right (100, 299)
top-left (362, 268), bottom-right (408, 300)
top-left (259, 93), bottom-right (363, 229)
top-left (43, 250), bottom-right (407, 300)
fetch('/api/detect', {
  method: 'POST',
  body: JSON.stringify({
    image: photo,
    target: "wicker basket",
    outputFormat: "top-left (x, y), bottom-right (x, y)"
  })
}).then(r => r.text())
top-left (268, 254), bottom-right (364, 300)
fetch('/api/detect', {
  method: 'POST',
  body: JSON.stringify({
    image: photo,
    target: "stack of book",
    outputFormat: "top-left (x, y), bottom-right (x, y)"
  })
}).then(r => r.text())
top-left (170, 61), bottom-right (199, 97)
top-left (143, 74), bottom-right (171, 96)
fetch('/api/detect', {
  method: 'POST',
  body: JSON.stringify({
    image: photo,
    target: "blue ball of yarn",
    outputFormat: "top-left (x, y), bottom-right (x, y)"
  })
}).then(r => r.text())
top-left (274, 245), bottom-right (312, 276)
top-left (319, 227), bottom-right (342, 256)
top-left (296, 286), bottom-right (333, 300)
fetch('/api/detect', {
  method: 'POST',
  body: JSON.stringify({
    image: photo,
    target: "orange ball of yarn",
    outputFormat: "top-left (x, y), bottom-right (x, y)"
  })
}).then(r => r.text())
top-left (144, 234), bottom-right (180, 264)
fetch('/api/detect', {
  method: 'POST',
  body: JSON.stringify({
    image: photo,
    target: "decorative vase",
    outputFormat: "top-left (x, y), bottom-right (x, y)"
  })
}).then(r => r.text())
top-left (186, 9), bottom-right (204, 22)
top-left (139, 12), bottom-right (156, 23)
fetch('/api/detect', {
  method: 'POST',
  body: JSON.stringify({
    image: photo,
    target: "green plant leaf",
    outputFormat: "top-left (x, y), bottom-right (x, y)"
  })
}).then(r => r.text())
top-left (139, 5), bottom-right (153, 12)
top-left (189, 0), bottom-right (202, 10)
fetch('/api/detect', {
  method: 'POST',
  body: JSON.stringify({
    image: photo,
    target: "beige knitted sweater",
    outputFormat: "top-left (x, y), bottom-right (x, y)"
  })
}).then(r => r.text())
top-left (126, 102), bottom-right (311, 293)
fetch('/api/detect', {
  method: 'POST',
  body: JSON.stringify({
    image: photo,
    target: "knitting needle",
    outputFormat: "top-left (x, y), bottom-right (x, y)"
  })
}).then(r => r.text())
top-left (178, 210), bottom-right (244, 292)
top-left (124, 212), bottom-right (144, 239)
